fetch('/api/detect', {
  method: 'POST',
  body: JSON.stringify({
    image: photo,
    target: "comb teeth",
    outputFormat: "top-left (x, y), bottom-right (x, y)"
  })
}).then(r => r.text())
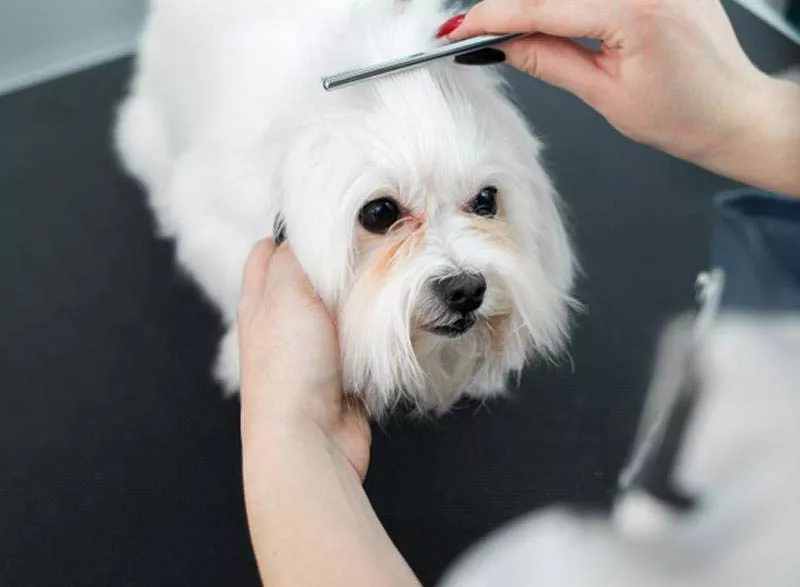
top-left (321, 33), bottom-right (525, 91)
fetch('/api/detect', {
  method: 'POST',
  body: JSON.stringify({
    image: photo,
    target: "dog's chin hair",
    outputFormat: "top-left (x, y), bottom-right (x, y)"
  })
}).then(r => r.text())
top-left (339, 258), bottom-right (431, 416)
top-left (340, 246), bottom-right (575, 419)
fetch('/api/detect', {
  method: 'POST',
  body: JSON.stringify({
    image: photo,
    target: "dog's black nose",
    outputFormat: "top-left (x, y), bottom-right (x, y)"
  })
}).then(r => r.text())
top-left (436, 273), bottom-right (487, 315)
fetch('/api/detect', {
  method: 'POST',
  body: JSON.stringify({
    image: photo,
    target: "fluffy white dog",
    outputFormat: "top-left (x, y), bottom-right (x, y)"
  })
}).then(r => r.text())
top-left (114, 0), bottom-right (576, 417)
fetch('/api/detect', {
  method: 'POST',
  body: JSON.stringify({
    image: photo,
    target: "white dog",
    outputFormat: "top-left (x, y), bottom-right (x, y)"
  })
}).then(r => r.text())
top-left (114, 0), bottom-right (576, 417)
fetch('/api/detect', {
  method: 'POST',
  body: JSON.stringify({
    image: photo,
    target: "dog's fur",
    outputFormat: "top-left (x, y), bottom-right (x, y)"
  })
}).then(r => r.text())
top-left (114, 0), bottom-right (576, 417)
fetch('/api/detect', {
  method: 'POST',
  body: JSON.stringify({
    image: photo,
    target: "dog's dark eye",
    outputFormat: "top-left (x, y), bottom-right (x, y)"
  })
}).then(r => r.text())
top-left (469, 186), bottom-right (498, 217)
top-left (359, 197), bottom-right (401, 234)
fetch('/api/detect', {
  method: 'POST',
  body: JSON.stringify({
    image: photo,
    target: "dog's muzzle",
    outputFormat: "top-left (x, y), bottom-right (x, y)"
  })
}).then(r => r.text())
top-left (424, 272), bottom-right (486, 338)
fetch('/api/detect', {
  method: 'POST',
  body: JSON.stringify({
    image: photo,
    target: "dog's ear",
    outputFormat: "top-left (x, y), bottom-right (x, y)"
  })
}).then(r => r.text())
top-left (273, 214), bottom-right (287, 245)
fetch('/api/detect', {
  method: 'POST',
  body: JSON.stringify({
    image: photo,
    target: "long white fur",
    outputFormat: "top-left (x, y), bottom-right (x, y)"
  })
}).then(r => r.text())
top-left (114, 0), bottom-right (576, 417)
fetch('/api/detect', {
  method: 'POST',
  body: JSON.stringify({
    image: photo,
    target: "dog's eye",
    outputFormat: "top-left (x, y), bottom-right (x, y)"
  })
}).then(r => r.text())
top-left (469, 186), bottom-right (498, 218)
top-left (358, 197), bottom-right (401, 234)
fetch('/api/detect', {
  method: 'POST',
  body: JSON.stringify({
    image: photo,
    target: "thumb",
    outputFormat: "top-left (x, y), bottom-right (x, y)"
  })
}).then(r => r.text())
top-left (502, 34), bottom-right (607, 103)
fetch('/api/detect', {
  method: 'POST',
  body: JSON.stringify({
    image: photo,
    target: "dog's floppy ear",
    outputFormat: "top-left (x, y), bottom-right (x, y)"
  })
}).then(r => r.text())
top-left (273, 213), bottom-right (287, 245)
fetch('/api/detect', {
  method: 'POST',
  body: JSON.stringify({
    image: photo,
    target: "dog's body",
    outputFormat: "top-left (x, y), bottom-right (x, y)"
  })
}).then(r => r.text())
top-left (115, 0), bottom-right (576, 416)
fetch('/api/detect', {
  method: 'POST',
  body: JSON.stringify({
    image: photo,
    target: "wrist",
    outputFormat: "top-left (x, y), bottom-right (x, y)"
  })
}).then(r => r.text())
top-left (731, 74), bottom-right (795, 148)
top-left (248, 413), bottom-right (335, 459)
top-left (754, 78), bottom-right (800, 154)
top-left (681, 73), bottom-right (800, 196)
top-left (683, 70), bottom-right (769, 165)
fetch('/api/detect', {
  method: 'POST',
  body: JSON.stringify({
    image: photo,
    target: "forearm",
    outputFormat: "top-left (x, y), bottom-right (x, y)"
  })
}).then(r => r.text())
top-left (693, 76), bottom-right (800, 197)
top-left (243, 421), bottom-right (420, 587)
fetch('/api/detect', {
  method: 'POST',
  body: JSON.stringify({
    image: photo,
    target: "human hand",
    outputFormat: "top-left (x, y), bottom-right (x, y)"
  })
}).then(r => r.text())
top-left (237, 240), bottom-right (418, 587)
top-left (443, 0), bottom-right (782, 166)
top-left (238, 239), bottom-right (370, 481)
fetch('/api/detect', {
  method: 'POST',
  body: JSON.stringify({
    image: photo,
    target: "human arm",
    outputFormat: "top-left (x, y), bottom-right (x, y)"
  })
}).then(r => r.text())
top-left (444, 0), bottom-right (800, 196)
top-left (238, 240), bottom-right (420, 587)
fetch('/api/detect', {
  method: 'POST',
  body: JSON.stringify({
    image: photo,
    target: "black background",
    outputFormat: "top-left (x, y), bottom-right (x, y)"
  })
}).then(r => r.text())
top-left (2, 2), bottom-right (798, 585)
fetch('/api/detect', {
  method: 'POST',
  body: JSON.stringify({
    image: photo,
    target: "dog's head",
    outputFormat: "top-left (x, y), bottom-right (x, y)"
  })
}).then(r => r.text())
top-left (278, 41), bottom-right (575, 416)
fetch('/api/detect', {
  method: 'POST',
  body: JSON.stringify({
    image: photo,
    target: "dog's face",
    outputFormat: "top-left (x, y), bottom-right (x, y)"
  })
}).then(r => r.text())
top-left (280, 65), bottom-right (575, 416)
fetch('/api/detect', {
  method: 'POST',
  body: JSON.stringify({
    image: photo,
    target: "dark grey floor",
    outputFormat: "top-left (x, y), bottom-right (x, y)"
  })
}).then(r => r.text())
top-left (1, 3), bottom-right (798, 585)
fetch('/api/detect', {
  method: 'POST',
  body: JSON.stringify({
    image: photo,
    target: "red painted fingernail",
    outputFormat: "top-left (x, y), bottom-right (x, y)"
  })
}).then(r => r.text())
top-left (436, 14), bottom-right (465, 38)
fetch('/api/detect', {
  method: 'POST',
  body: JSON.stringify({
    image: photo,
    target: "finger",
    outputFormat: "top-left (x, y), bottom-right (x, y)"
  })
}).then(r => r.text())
top-left (264, 244), bottom-right (306, 285)
top-left (262, 245), bottom-right (324, 308)
top-left (237, 240), bottom-right (279, 417)
top-left (503, 34), bottom-right (608, 102)
top-left (238, 239), bottom-right (278, 325)
top-left (449, 0), bottom-right (609, 43)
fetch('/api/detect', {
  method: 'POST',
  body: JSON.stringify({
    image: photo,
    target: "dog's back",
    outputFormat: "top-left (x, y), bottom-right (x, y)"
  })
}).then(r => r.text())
top-left (113, 0), bottom-right (476, 368)
top-left (115, 0), bottom-right (458, 235)
top-left (117, 0), bottom-right (453, 158)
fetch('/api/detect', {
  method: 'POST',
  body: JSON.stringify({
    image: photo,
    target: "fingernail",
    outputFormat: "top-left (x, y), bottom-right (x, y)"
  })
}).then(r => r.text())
top-left (436, 14), bottom-right (465, 38)
top-left (454, 48), bottom-right (506, 66)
